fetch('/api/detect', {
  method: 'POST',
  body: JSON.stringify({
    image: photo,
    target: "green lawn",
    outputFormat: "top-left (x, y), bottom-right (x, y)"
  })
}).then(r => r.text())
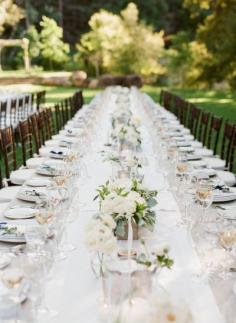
top-left (143, 85), bottom-right (236, 123)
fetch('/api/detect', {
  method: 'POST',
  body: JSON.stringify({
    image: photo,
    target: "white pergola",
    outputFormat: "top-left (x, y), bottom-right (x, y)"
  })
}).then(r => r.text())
top-left (0, 38), bottom-right (30, 70)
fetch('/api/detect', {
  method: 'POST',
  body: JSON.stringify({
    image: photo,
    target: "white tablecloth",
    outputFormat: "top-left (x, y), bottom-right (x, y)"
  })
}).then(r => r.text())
top-left (43, 88), bottom-right (225, 323)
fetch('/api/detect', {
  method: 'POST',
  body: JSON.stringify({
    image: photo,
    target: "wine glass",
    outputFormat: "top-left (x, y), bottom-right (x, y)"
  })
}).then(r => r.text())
top-left (195, 179), bottom-right (213, 220)
top-left (1, 267), bottom-right (25, 322)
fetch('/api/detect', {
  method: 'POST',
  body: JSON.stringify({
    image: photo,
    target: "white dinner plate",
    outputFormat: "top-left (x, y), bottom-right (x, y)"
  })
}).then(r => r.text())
top-left (4, 208), bottom-right (38, 220)
top-left (26, 178), bottom-right (52, 187)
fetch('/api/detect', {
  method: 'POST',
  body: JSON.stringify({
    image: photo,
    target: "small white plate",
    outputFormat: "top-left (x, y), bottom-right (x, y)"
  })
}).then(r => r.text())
top-left (213, 191), bottom-right (236, 203)
top-left (0, 255), bottom-right (11, 269)
top-left (4, 208), bottom-right (37, 220)
top-left (26, 178), bottom-right (51, 187)
top-left (0, 233), bottom-right (25, 243)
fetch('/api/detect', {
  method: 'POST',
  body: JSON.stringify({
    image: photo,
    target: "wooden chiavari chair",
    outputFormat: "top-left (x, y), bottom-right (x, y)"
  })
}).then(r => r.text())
top-left (29, 113), bottom-right (41, 154)
top-left (36, 91), bottom-right (46, 111)
top-left (0, 126), bottom-right (17, 179)
top-left (68, 97), bottom-right (74, 118)
top-left (173, 95), bottom-right (189, 127)
top-left (198, 111), bottom-right (212, 146)
top-left (0, 101), bottom-right (8, 129)
top-left (37, 111), bottom-right (47, 145)
top-left (207, 116), bottom-right (223, 155)
top-left (61, 101), bottom-right (68, 125)
top-left (75, 90), bottom-right (84, 109)
top-left (228, 130), bottom-right (236, 173)
top-left (55, 104), bottom-right (63, 132)
top-left (162, 91), bottom-right (174, 111)
top-left (18, 119), bottom-right (33, 166)
top-left (220, 122), bottom-right (236, 170)
top-left (44, 109), bottom-right (54, 139)
top-left (188, 104), bottom-right (201, 138)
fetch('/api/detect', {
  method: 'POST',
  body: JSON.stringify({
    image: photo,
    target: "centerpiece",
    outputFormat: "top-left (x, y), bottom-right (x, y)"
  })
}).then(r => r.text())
top-left (94, 178), bottom-right (157, 240)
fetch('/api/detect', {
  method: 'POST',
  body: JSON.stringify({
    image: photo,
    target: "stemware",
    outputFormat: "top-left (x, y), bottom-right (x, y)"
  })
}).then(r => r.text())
top-left (195, 178), bottom-right (213, 220)
top-left (0, 263), bottom-right (25, 323)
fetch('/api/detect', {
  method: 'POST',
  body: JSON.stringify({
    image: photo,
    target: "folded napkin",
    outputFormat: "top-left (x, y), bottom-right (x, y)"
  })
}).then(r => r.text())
top-left (50, 150), bottom-right (63, 155)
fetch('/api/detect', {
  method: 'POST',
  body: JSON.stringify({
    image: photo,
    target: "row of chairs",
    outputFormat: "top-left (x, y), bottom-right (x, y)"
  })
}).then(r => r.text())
top-left (0, 90), bottom-right (84, 187)
top-left (0, 90), bottom-right (46, 129)
top-left (160, 90), bottom-right (236, 173)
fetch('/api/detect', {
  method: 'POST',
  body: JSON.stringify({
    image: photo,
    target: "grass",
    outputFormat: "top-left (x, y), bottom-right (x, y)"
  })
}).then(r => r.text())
top-left (143, 85), bottom-right (236, 123)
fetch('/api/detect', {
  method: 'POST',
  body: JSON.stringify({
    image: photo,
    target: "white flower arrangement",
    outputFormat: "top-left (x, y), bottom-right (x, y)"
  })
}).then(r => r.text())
top-left (94, 178), bottom-right (157, 238)
top-left (85, 213), bottom-right (117, 255)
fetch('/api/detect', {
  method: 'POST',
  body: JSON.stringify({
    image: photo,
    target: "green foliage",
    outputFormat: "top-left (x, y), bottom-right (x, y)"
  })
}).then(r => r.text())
top-left (76, 2), bottom-right (165, 80)
top-left (0, 0), bottom-right (24, 34)
top-left (26, 25), bottom-right (41, 58)
top-left (167, 32), bottom-right (212, 87)
top-left (24, 16), bottom-right (70, 70)
top-left (167, 0), bottom-right (236, 89)
top-left (39, 16), bottom-right (69, 69)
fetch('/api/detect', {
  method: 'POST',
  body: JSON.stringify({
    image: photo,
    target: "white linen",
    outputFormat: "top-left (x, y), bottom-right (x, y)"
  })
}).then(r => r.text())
top-left (43, 88), bottom-right (225, 323)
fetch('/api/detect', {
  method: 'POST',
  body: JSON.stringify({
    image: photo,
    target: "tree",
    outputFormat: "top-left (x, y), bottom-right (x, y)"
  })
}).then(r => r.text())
top-left (77, 2), bottom-right (165, 80)
top-left (0, 0), bottom-right (24, 34)
top-left (39, 16), bottom-right (69, 69)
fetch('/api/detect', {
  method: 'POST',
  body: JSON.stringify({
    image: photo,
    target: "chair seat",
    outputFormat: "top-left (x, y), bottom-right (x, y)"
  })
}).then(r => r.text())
top-left (204, 157), bottom-right (226, 170)
top-left (10, 169), bottom-right (35, 185)
top-left (26, 157), bottom-right (46, 169)
top-left (216, 170), bottom-right (236, 187)
top-left (0, 186), bottom-right (21, 202)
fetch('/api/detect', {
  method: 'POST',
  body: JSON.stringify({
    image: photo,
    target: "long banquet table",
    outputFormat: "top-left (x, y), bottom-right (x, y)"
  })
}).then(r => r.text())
top-left (38, 87), bottom-right (228, 323)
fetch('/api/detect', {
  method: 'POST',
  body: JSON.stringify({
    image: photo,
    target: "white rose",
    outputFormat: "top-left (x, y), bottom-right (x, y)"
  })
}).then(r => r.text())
top-left (128, 191), bottom-right (146, 206)
top-left (101, 235), bottom-right (117, 254)
top-left (101, 214), bottom-right (116, 230)
top-left (114, 195), bottom-right (136, 215)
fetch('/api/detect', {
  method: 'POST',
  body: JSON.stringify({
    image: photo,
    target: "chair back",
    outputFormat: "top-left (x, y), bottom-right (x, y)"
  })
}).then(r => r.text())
top-left (18, 119), bottom-right (33, 165)
top-left (0, 126), bottom-right (17, 179)
top-left (207, 116), bottom-right (223, 154)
